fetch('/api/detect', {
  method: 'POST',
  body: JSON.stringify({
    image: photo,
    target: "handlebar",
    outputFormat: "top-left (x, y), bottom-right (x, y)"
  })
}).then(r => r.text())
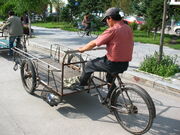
top-left (65, 47), bottom-right (106, 54)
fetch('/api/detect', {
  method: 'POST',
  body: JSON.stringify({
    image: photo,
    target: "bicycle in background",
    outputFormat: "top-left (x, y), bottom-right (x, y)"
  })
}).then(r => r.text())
top-left (77, 22), bottom-right (100, 38)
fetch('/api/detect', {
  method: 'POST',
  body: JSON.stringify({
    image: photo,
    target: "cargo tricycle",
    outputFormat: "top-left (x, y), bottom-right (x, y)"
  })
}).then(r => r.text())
top-left (13, 44), bottom-right (156, 135)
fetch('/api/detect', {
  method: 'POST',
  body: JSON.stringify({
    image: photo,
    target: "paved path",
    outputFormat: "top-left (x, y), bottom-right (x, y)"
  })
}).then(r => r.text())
top-left (0, 26), bottom-right (180, 134)
top-left (0, 53), bottom-right (180, 135)
top-left (29, 26), bottom-right (180, 68)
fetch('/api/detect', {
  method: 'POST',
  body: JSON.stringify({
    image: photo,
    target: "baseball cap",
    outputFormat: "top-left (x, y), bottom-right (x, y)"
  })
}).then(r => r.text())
top-left (102, 7), bottom-right (120, 22)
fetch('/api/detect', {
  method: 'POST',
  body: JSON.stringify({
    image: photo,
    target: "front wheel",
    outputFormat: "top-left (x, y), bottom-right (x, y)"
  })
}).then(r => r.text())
top-left (77, 29), bottom-right (86, 37)
top-left (21, 60), bottom-right (37, 94)
top-left (111, 85), bottom-right (155, 135)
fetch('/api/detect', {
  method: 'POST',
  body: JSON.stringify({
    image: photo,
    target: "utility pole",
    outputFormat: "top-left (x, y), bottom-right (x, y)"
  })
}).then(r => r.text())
top-left (159, 0), bottom-right (168, 62)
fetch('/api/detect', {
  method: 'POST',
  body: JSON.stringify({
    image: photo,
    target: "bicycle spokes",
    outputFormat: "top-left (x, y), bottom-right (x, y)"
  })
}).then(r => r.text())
top-left (111, 87), bottom-right (154, 134)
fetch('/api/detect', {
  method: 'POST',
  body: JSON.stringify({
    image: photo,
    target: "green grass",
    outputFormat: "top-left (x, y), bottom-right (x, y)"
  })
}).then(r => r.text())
top-left (33, 22), bottom-right (78, 31)
top-left (133, 30), bottom-right (180, 49)
top-left (32, 22), bottom-right (180, 50)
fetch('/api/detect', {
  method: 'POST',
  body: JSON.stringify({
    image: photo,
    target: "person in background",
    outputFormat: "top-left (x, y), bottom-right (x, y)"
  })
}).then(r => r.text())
top-left (74, 7), bottom-right (134, 102)
top-left (1, 11), bottom-right (23, 56)
top-left (82, 13), bottom-right (91, 35)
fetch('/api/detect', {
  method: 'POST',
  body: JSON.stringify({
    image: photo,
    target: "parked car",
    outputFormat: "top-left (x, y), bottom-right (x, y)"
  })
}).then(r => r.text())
top-left (31, 14), bottom-right (43, 22)
top-left (123, 16), bottom-right (145, 25)
top-left (173, 25), bottom-right (180, 35)
top-left (47, 12), bottom-right (59, 17)
top-left (175, 21), bottom-right (180, 26)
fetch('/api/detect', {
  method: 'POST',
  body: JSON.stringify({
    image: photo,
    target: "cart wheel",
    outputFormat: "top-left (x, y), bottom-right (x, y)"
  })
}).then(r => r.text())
top-left (21, 60), bottom-right (37, 94)
top-left (67, 53), bottom-right (85, 72)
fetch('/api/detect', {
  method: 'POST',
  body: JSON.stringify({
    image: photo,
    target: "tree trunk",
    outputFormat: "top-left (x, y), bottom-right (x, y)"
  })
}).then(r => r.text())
top-left (159, 0), bottom-right (168, 62)
top-left (147, 29), bottom-right (150, 37)
top-left (28, 12), bottom-right (32, 38)
top-left (153, 28), bottom-right (157, 40)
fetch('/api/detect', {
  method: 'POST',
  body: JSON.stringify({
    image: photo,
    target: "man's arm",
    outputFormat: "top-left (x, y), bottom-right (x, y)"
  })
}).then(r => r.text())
top-left (78, 40), bottom-right (96, 53)
top-left (1, 19), bottom-right (11, 31)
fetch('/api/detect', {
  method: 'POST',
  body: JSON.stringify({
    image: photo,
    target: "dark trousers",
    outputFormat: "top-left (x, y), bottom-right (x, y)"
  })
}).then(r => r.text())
top-left (79, 56), bottom-right (129, 86)
top-left (9, 36), bottom-right (21, 55)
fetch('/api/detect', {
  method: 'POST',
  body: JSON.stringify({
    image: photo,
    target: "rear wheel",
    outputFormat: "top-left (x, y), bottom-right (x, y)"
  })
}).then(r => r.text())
top-left (21, 60), bottom-right (37, 94)
top-left (175, 29), bottom-right (180, 35)
top-left (111, 85), bottom-right (154, 135)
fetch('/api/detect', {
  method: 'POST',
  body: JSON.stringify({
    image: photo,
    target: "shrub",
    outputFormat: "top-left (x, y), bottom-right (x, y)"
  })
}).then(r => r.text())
top-left (139, 24), bottom-right (149, 31)
top-left (139, 52), bottom-right (180, 77)
top-left (60, 7), bottom-right (72, 22)
top-left (129, 22), bottom-right (138, 30)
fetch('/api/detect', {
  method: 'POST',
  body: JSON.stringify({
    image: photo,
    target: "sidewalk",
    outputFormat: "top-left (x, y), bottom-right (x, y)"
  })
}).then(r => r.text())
top-left (29, 26), bottom-right (180, 95)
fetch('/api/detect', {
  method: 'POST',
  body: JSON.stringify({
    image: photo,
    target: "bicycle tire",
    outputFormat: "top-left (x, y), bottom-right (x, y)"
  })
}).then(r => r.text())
top-left (21, 60), bottom-right (37, 94)
top-left (124, 83), bottom-right (156, 119)
top-left (13, 43), bottom-right (27, 66)
top-left (77, 29), bottom-right (85, 37)
top-left (111, 84), bottom-right (154, 135)
top-left (90, 30), bottom-right (99, 38)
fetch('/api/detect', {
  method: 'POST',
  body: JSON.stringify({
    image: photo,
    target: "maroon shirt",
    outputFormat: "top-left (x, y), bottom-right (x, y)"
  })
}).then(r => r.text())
top-left (95, 21), bottom-right (134, 62)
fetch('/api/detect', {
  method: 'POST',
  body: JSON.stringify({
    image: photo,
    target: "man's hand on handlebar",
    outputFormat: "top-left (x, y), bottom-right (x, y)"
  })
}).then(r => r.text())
top-left (78, 47), bottom-right (85, 53)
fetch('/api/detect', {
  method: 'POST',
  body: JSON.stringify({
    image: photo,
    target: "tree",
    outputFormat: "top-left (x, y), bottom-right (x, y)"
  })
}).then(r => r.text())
top-left (131, 0), bottom-right (152, 17)
top-left (0, 0), bottom-right (14, 18)
top-left (110, 0), bottom-right (133, 15)
top-left (12, 0), bottom-right (49, 36)
top-left (119, 0), bottom-right (133, 15)
top-left (79, 0), bottom-right (102, 14)
top-left (66, 0), bottom-right (82, 21)
top-left (50, 0), bottom-right (65, 21)
top-left (12, 0), bottom-right (49, 14)
top-left (146, 0), bottom-right (164, 39)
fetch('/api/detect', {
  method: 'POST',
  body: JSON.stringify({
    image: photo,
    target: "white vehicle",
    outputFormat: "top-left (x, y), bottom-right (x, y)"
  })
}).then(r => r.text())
top-left (173, 25), bottom-right (180, 35)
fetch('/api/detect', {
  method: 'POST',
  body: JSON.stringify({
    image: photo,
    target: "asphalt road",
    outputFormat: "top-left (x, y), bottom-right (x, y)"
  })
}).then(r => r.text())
top-left (0, 52), bottom-right (180, 135)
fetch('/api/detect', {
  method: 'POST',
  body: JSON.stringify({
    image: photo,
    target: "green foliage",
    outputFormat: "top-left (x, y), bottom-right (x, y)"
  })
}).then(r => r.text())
top-left (119, 0), bottom-right (133, 15)
top-left (59, 7), bottom-right (72, 22)
top-left (0, 0), bottom-right (49, 17)
top-left (0, 0), bottom-right (14, 18)
top-left (132, 0), bottom-right (152, 17)
top-left (129, 22), bottom-right (138, 30)
top-left (79, 0), bottom-right (100, 13)
top-left (139, 52), bottom-right (180, 77)
top-left (90, 15), bottom-right (103, 30)
top-left (46, 16), bottom-right (58, 22)
top-left (146, 0), bottom-right (163, 31)
top-left (139, 24), bottom-right (149, 31)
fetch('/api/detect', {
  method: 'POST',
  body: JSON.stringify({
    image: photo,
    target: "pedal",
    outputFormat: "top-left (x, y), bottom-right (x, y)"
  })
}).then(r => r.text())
top-left (13, 63), bottom-right (18, 71)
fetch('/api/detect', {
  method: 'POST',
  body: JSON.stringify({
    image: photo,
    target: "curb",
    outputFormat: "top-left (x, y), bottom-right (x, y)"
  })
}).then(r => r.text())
top-left (122, 69), bottom-right (180, 97)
